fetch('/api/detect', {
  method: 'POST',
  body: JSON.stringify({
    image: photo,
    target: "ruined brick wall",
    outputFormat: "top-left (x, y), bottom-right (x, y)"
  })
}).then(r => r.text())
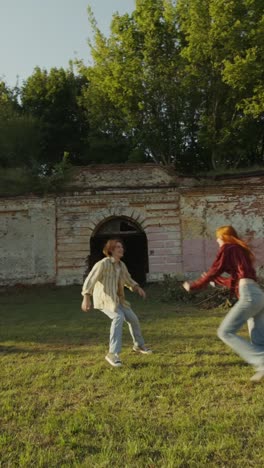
top-left (0, 198), bottom-right (56, 285)
top-left (0, 166), bottom-right (264, 286)
top-left (180, 175), bottom-right (264, 278)
top-left (56, 165), bottom-right (182, 284)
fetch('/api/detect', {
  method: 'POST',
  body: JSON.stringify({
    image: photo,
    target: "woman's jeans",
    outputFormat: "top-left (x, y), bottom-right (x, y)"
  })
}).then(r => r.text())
top-left (101, 304), bottom-right (145, 354)
top-left (217, 280), bottom-right (264, 369)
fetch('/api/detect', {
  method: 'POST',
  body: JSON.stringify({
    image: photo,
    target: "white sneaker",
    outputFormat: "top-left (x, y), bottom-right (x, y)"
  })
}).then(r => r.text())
top-left (105, 353), bottom-right (122, 367)
top-left (250, 369), bottom-right (264, 382)
top-left (133, 345), bottom-right (152, 354)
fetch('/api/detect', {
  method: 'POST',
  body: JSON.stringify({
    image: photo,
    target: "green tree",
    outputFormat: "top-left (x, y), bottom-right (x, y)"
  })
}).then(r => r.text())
top-left (80, 0), bottom-right (192, 167)
top-left (177, 0), bottom-right (264, 168)
top-left (81, 0), bottom-right (264, 171)
top-left (20, 66), bottom-right (89, 166)
top-left (222, 0), bottom-right (264, 119)
top-left (0, 81), bottom-right (41, 168)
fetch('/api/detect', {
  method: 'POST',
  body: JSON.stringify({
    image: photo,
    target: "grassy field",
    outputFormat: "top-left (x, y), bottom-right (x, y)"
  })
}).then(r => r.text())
top-left (1, 285), bottom-right (264, 468)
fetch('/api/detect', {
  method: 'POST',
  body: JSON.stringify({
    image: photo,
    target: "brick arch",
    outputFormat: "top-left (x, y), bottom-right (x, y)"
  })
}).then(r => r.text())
top-left (89, 207), bottom-right (148, 234)
top-left (88, 208), bottom-right (149, 284)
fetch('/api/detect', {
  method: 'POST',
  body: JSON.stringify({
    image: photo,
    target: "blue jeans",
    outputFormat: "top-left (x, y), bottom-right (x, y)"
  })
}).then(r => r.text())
top-left (217, 281), bottom-right (264, 369)
top-left (102, 304), bottom-right (145, 354)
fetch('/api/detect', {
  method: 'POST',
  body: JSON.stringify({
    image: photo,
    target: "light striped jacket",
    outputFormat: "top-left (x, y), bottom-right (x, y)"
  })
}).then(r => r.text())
top-left (82, 257), bottom-right (138, 313)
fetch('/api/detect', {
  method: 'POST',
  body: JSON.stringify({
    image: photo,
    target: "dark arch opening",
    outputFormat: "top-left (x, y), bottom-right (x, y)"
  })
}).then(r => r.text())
top-left (89, 217), bottom-right (149, 284)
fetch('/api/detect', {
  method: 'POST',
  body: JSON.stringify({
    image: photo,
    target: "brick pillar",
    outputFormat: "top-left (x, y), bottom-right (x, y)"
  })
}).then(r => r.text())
top-left (145, 225), bottom-right (183, 281)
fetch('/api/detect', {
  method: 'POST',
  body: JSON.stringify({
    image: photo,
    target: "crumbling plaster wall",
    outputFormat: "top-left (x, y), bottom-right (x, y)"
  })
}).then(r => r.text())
top-left (55, 165), bottom-right (183, 285)
top-left (0, 198), bottom-right (56, 285)
top-left (0, 166), bottom-right (264, 286)
top-left (180, 178), bottom-right (264, 278)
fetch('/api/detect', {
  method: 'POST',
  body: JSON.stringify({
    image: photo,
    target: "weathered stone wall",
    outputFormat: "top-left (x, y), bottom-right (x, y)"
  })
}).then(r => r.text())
top-left (180, 176), bottom-right (264, 277)
top-left (0, 165), bottom-right (264, 286)
top-left (0, 198), bottom-right (56, 285)
top-left (56, 188), bottom-right (182, 284)
top-left (55, 165), bottom-right (183, 284)
top-left (69, 164), bottom-right (175, 188)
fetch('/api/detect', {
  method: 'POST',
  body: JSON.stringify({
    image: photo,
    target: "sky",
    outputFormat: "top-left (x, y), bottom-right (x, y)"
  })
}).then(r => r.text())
top-left (0, 0), bottom-right (135, 87)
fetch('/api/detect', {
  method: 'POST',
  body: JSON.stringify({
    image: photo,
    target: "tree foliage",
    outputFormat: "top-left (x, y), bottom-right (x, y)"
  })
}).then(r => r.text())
top-left (0, 0), bottom-right (263, 173)
top-left (81, 0), bottom-right (186, 166)
top-left (177, 0), bottom-right (264, 169)
top-left (20, 66), bottom-right (90, 166)
top-left (0, 81), bottom-right (41, 168)
top-left (79, 0), bottom-right (264, 170)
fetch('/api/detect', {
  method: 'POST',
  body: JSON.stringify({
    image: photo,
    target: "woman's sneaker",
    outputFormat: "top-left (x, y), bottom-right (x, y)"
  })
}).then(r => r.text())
top-left (105, 353), bottom-right (122, 367)
top-left (133, 345), bottom-right (152, 354)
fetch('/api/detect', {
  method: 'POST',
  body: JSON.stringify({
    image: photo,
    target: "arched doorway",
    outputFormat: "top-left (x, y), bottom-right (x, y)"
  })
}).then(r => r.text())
top-left (89, 217), bottom-right (149, 284)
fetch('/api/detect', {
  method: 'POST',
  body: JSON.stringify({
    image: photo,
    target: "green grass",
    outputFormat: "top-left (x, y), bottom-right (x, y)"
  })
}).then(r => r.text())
top-left (0, 285), bottom-right (264, 468)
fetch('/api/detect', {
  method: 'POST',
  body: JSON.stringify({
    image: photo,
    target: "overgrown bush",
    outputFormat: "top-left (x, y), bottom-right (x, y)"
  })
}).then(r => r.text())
top-left (161, 274), bottom-right (233, 309)
top-left (0, 153), bottom-right (73, 196)
top-left (160, 274), bottom-right (193, 303)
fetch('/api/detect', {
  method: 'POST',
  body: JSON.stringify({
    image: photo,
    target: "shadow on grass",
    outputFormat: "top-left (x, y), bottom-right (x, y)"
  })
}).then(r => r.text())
top-left (217, 361), bottom-right (247, 367)
top-left (129, 362), bottom-right (151, 369)
top-left (0, 343), bottom-right (107, 354)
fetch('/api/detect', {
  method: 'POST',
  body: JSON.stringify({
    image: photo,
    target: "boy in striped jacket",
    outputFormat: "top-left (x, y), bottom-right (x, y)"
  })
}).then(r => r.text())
top-left (81, 239), bottom-right (152, 367)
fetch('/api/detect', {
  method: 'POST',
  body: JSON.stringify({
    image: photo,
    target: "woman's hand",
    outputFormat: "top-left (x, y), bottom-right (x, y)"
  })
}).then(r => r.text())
top-left (183, 281), bottom-right (191, 292)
